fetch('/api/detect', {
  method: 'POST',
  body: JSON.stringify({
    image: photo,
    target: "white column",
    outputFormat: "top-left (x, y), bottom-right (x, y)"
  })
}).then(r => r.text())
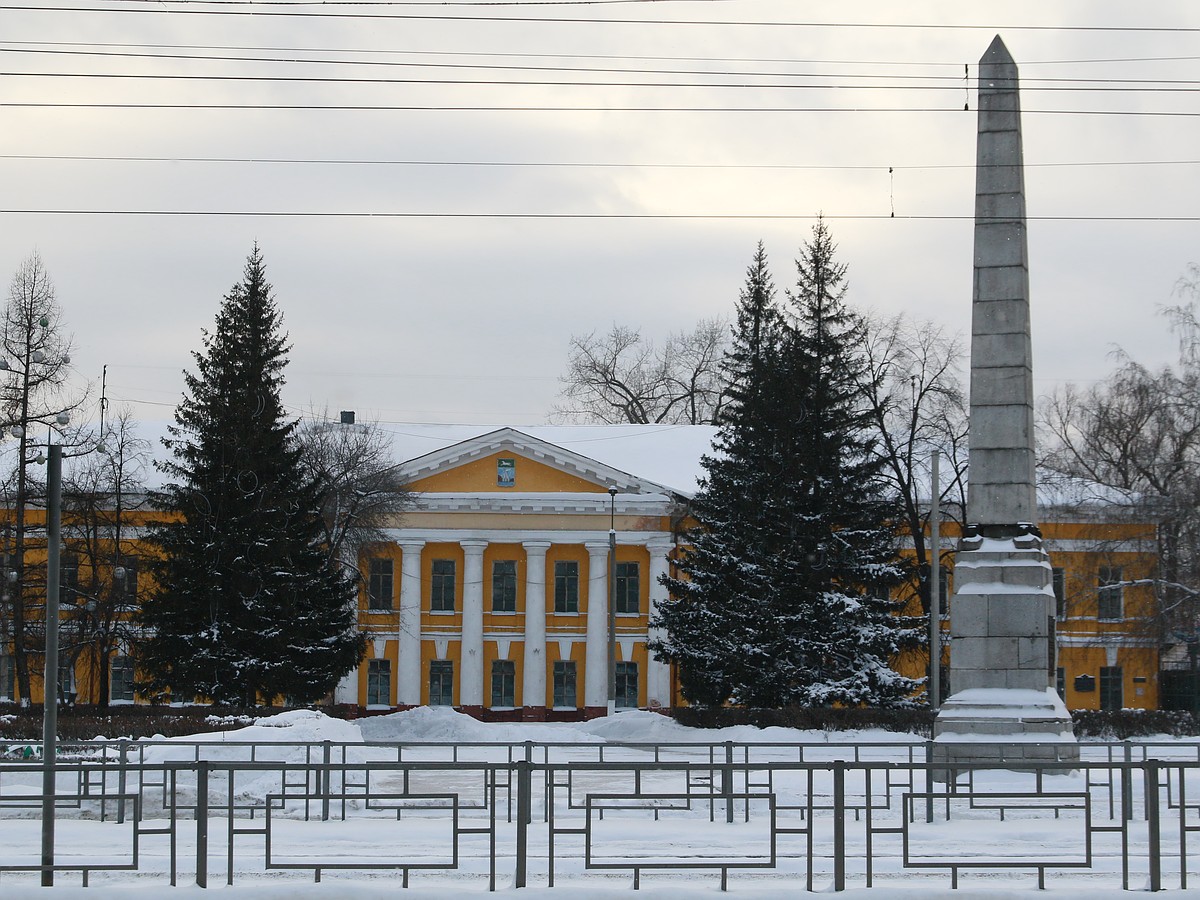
top-left (397, 540), bottom-right (425, 706)
top-left (584, 541), bottom-right (610, 711)
top-left (522, 541), bottom-right (551, 713)
top-left (646, 540), bottom-right (674, 710)
top-left (460, 540), bottom-right (488, 708)
top-left (334, 542), bottom-right (362, 703)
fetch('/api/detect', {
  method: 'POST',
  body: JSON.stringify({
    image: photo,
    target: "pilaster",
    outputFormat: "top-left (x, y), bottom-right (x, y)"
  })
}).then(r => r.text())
top-left (397, 540), bottom-right (425, 706)
top-left (521, 541), bottom-right (551, 719)
top-left (584, 541), bottom-right (610, 716)
top-left (459, 539), bottom-right (488, 711)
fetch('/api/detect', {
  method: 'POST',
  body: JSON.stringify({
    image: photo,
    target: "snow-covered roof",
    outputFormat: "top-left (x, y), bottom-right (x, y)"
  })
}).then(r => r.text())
top-left (379, 423), bottom-right (717, 498)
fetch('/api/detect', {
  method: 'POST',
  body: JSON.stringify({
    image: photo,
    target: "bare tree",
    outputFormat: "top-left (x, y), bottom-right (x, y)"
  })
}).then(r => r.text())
top-left (1040, 269), bottom-right (1200, 646)
top-left (0, 252), bottom-right (86, 704)
top-left (554, 319), bottom-right (729, 424)
top-left (295, 411), bottom-right (412, 575)
top-left (858, 313), bottom-right (969, 616)
top-left (60, 408), bottom-right (149, 706)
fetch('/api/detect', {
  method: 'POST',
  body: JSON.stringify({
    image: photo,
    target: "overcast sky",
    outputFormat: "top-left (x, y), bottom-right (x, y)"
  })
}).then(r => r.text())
top-left (1, 0), bottom-right (1198, 439)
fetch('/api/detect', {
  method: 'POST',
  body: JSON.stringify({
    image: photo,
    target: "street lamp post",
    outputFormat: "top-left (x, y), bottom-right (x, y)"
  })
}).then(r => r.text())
top-left (607, 487), bottom-right (618, 716)
top-left (929, 450), bottom-right (942, 710)
top-left (40, 436), bottom-right (63, 886)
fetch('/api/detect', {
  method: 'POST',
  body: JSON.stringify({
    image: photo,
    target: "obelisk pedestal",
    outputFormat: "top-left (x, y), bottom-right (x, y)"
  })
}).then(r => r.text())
top-left (932, 36), bottom-right (1077, 769)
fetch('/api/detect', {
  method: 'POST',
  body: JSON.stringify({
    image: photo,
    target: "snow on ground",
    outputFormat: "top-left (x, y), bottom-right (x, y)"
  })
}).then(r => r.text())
top-left (4, 709), bottom-right (1200, 896)
top-left (356, 706), bottom-right (923, 748)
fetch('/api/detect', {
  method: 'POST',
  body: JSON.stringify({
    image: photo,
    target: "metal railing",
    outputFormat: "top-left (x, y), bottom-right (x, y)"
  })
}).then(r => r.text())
top-left (1, 738), bottom-right (1198, 891)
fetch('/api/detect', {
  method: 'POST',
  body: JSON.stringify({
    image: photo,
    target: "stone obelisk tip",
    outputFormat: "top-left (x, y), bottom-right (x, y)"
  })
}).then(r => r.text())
top-left (983, 34), bottom-right (1013, 65)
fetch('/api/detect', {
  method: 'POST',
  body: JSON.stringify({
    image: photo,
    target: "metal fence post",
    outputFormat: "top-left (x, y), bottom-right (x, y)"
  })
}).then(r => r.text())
top-left (924, 741), bottom-right (934, 823)
top-left (1146, 760), bottom-right (1162, 892)
top-left (833, 761), bottom-right (846, 892)
top-left (515, 759), bottom-right (531, 888)
top-left (1123, 743), bottom-right (1134, 822)
top-left (722, 741), bottom-right (735, 824)
top-left (321, 740), bottom-right (332, 822)
top-left (117, 739), bottom-right (129, 825)
top-left (196, 762), bottom-right (209, 889)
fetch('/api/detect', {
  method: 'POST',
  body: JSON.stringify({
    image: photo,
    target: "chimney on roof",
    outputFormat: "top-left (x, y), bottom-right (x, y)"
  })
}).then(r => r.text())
top-left (339, 410), bottom-right (356, 425)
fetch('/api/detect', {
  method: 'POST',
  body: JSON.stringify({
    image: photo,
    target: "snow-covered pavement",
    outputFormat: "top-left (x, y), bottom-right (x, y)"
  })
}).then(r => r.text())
top-left (3, 708), bottom-right (1200, 895)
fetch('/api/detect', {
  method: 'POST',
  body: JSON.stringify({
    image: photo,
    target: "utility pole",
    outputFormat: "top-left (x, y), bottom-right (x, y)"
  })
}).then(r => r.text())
top-left (607, 487), bottom-right (617, 716)
top-left (929, 450), bottom-right (941, 710)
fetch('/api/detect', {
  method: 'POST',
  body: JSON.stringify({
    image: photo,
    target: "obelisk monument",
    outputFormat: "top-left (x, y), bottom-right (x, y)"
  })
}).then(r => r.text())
top-left (932, 35), bottom-right (1077, 765)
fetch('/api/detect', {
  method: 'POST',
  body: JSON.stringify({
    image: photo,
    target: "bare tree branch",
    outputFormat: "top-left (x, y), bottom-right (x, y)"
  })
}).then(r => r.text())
top-left (553, 320), bottom-right (729, 425)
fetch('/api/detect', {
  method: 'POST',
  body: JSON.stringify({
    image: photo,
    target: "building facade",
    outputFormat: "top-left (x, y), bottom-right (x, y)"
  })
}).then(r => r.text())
top-left (0, 424), bottom-right (1169, 714)
top-left (335, 426), bottom-right (696, 719)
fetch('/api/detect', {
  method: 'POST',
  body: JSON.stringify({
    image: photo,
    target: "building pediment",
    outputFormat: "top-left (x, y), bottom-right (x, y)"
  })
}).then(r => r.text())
top-left (398, 427), bottom-right (682, 498)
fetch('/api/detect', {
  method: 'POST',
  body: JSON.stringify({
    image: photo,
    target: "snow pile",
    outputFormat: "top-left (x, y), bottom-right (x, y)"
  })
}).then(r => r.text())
top-left (359, 707), bottom-right (601, 745)
top-left (137, 709), bottom-right (362, 764)
top-left (577, 710), bottom-right (714, 743)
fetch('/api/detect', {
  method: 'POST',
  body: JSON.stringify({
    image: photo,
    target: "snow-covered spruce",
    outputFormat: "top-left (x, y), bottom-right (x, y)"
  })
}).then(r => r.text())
top-left (651, 228), bottom-right (924, 709)
top-left (137, 247), bottom-right (364, 706)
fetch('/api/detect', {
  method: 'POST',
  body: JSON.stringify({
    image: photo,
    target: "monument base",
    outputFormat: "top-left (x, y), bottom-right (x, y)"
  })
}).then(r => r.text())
top-left (932, 687), bottom-right (1078, 776)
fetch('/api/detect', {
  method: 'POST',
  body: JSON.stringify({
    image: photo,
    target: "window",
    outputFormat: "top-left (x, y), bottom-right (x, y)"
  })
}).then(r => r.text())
top-left (491, 660), bottom-right (516, 708)
top-left (58, 658), bottom-right (75, 702)
top-left (1100, 666), bottom-right (1123, 710)
top-left (553, 660), bottom-right (577, 708)
top-left (429, 660), bottom-right (454, 706)
top-left (1098, 566), bottom-right (1123, 619)
top-left (492, 560), bottom-right (517, 612)
top-left (60, 552), bottom-right (79, 604)
top-left (1052, 567), bottom-right (1066, 619)
top-left (111, 656), bottom-right (136, 702)
top-left (615, 661), bottom-right (638, 709)
top-left (367, 558), bottom-right (394, 610)
top-left (0, 654), bottom-right (14, 701)
top-left (367, 659), bottom-right (391, 706)
top-left (554, 561), bottom-right (579, 613)
top-left (615, 562), bottom-right (640, 614)
top-left (117, 556), bottom-right (139, 601)
top-left (431, 559), bottom-right (456, 612)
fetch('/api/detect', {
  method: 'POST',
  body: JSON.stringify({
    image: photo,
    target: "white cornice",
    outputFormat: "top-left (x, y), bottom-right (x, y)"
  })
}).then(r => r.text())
top-left (380, 527), bottom-right (677, 547)
top-left (413, 492), bottom-right (676, 516)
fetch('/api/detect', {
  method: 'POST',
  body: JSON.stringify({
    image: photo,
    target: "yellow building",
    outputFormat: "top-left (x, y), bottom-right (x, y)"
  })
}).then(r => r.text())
top-left (907, 515), bottom-right (1161, 712)
top-left (334, 425), bottom-right (710, 719)
top-left (0, 424), bottom-right (1166, 715)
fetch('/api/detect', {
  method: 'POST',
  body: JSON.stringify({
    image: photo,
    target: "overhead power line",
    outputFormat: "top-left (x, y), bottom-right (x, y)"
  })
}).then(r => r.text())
top-left (6, 69), bottom-right (1199, 93)
top-left (2, 210), bottom-right (1197, 221)
top-left (3, 102), bottom-right (1196, 116)
top-left (6, 39), bottom-right (1195, 69)
top-left (3, 4), bottom-right (1198, 32)
top-left (5, 45), bottom-right (1200, 89)
top-left (2, 153), bottom-right (1197, 171)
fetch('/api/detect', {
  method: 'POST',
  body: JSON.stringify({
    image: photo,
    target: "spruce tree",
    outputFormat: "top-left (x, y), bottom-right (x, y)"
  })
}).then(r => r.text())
top-left (778, 220), bottom-right (923, 707)
top-left (138, 248), bottom-right (364, 705)
top-left (652, 228), bottom-right (923, 709)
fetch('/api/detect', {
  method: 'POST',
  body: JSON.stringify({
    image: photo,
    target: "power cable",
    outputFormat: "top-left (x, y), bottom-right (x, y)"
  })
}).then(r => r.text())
top-left (3, 153), bottom-right (1196, 170)
top-left (3, 210), bottom-right (1197, 221)
top-left (3, 102), bottom-right (1196, 115)
top-left (3, 5), bottom-right (1198, 31)
top-left (5, 46), bottom-right (1200, 89)
top-left (7, 38), bottom-right (1194, 69)
top-left (6, 69), bottom-right (1200, 92)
